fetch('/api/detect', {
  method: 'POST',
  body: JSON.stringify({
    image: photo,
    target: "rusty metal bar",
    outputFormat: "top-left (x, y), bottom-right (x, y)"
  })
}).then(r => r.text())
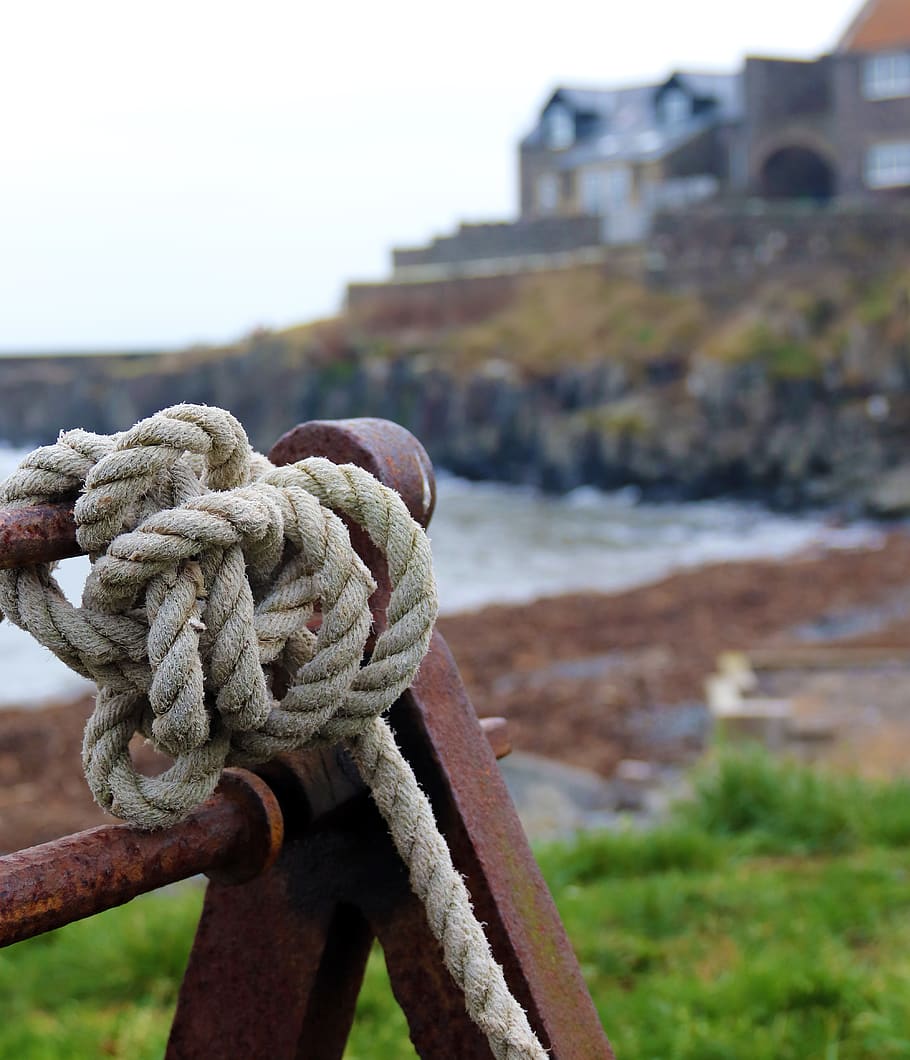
top-left (0, 500), bottom-right (80, 569)
top-left (0, 770), bottom-right (283, 947)
top-left (0, 724), bottom-right (508, 952)
top-left (479, 716), bottom-right (511, 760)
top-left (270, 418), bottom-right (436, 628)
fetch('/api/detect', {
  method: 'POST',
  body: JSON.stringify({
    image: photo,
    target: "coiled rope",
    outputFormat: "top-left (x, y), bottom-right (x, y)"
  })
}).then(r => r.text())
top-left (0, 404), bottom-right (546, 1060)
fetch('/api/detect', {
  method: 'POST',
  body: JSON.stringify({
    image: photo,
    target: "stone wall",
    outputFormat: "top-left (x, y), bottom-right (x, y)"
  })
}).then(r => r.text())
top-left (648, 203), bottom-right (910, 301)
top-left (347, 254), bottom-right (641, 330)
top-left (742, 56), bottom-right (835, 195)
top-left (346, 273), bottom-right (529, 330)
top-left (741, 52), bottom-right (910, 200)
top-left (391, 217), bottom-right (603, 275)
top-left (351, 204), bottom-right (910, 321)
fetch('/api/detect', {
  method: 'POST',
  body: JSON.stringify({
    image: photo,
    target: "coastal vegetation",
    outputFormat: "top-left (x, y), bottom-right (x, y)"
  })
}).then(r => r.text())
top-left (3, 263), bottom-right (910, 510)
top-left (4, 749), bottom-right (910, 1059)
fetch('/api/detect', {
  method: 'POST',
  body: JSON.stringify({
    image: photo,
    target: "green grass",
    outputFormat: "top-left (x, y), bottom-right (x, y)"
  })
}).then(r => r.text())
top-left (5, 750), bottom-right (910, 1058)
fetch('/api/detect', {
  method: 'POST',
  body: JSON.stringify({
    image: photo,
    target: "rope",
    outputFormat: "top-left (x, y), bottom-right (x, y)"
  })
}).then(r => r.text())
top-left (0, 404), bottom-right (546, 1060)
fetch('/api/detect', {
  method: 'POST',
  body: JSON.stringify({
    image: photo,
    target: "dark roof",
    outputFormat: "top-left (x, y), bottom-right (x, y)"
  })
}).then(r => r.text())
top-left (671, 71), bottom-right (743, 117)
top-left (519, 83), bottom-right (654, 148)
top-left (553, 84), bottom-right (651, 117)
top-left (521, 71), bottom-right (740, 164)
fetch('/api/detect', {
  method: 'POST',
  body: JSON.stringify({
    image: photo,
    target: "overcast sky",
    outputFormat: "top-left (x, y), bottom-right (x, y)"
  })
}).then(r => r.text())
top-left (1, 0), bottom-right (861, 351)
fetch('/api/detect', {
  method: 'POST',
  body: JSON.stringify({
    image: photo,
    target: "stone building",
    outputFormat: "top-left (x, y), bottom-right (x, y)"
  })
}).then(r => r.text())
top-left (519, 74), bottom-right (742, 245)
top-left (369, 0), bottom-right (910, 286)
top-left (519, 0), bottom-right (910, 242)
top-left (744, 0), bottom-right (910, 202)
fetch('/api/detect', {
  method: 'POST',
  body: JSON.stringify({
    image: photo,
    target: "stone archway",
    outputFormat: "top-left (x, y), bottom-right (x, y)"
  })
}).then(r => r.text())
top-left (760, 146), bottom-right (836, 201)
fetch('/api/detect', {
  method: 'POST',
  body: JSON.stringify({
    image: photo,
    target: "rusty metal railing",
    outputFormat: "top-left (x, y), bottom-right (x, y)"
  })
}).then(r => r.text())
top-left (0, 417), bottom-right (613, 1059)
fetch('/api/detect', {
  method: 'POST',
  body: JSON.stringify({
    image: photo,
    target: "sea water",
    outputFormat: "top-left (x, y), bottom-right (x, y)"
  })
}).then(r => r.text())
top-left (0, 447), bottom-right (879, 707)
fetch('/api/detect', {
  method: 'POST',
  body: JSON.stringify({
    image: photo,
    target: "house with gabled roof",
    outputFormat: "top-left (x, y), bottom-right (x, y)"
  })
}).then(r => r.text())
top-left (519, 72), bottom-right (743, 244)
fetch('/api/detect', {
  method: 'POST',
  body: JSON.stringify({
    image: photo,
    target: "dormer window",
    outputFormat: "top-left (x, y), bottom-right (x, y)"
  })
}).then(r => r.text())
top-left (659, 87), bottom-right (690, 127)
top-left (864, 52), bottom-right (910, 100)
top-left (544, 103), bottom-right (575, 149)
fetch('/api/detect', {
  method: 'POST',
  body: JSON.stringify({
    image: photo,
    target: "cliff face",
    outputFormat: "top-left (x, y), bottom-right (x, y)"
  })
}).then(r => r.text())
top-left (2, 266), bottom-right (909, 514)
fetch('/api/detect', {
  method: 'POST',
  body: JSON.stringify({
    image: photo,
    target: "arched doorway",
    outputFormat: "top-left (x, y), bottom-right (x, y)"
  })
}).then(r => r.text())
top-left (760, 146), bottom-right (836, 201)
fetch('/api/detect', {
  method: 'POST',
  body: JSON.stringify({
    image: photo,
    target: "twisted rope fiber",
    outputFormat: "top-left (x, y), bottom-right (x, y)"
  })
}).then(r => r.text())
top-left (0, 404), bottom-right (546, 1060)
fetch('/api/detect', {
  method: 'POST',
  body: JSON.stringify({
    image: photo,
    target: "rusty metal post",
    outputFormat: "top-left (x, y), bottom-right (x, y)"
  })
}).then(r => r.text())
top-left (0, 770), bottom-right (283, 947)
top-left (168, 814), bottom-right (377, 1059)
top-left (0, 416), bottom-right (612, 1058)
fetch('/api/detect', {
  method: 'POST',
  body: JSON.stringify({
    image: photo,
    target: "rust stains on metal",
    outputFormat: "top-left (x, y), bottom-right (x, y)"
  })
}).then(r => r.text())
top-left (0, 500), bottom-right (80, 570)
top-left (168, 860), bottom-right (375, 1060)
top-left (202, 769), bottom-right (285, 885)
top-left (0, 770), bottom-right (283, 947)
top-left (174, 421), bottom-right (609, 1056)
top-left (269, 417), bottom-right (436, 633)
top-left (269, 418), bottom-right (436, 528)
top-left (167, 636), bottom-right (611, 1057)
top-left (479, 716), bottom-right (512, 760)
top-left (371, 881), bottom-right (493, 1058)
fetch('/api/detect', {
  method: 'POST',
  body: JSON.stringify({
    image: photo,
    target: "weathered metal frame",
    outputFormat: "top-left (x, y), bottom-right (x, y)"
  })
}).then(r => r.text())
top-left (0, 417), bottom-right (613, 1059)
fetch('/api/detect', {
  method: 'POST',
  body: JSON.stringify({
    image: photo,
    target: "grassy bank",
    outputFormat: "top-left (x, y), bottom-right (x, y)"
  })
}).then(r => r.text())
top-left (4, 751), bottom-right (910, 1058)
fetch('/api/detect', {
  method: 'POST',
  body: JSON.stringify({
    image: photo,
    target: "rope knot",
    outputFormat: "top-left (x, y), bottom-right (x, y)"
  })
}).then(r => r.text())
top-left (0, 403), bottom-right (436, 828)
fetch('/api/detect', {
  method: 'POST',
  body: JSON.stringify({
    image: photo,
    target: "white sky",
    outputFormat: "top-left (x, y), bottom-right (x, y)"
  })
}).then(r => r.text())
top-left (0, 0), bottom-right (861, 351)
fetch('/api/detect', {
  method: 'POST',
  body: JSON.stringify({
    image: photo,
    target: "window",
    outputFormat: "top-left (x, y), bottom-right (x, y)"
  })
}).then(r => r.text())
top-left (866, 141), bottom-right (910, 188)
top-left (659, 87), bottom-right (690, 127)
top-left (863, 52), bottom-right (910, 100)
top-left (635, 130), bottom-right (663, 152)
top-left (537, 173), bottom-right (560, 213)
top-left (657, 175), bottom-right (720, 209)
top-left (580, 171), bottom-right (606, 214)
top-left (605, 167), bottom-right (631, 206)
top-left (544, 104), bottom-right (575, 149)
top-left (580, 168), bottom-right (630, 214)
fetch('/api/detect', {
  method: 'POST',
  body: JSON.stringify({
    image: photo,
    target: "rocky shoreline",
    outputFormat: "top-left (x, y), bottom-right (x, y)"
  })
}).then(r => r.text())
top-left (5, 263), bottom-right (910, 513)
top-left (3, 532), bottom-right (910, 853)
top-left (1, 343), bottom-right (908, 515)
